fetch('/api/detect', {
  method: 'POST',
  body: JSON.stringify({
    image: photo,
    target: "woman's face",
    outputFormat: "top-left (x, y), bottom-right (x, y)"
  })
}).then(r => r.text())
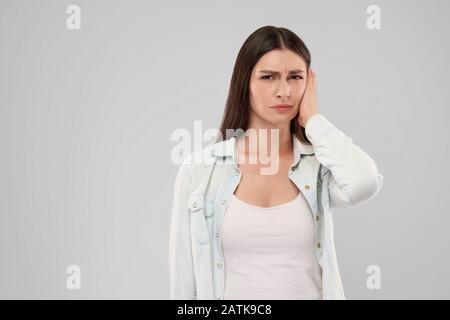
top-left (249, 49), bottom-right (308, 127)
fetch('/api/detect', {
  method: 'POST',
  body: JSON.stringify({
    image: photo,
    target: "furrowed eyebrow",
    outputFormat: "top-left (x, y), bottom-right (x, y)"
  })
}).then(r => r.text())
top-left (258, 69), bottom-right (305, 75)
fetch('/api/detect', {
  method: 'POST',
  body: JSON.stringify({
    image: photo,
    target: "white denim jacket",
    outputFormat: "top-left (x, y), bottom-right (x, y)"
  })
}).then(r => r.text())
top-left (168, 113), bottom-right (384, 300)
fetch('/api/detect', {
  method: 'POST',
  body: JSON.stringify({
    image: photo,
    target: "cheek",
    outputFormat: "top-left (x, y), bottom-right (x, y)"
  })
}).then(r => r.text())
top-left (298, 81), bottom-right (306, 91)
top-left (298, 84), bottom-right (307, 97)
top-left (250, 84), bottom-right (271, 106)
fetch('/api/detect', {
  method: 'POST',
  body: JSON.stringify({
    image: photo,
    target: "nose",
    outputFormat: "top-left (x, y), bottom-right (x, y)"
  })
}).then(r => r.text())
top-left (276, 78), bottom-right (291, 98)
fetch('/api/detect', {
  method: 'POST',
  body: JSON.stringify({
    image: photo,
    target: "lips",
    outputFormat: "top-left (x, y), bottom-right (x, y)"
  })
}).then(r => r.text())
top-left (270, 104), bottom-right (293, 112)
top-left (271, 103), bottom-right (292, 109)
top-left (270, 104), bottom-right (293, 108)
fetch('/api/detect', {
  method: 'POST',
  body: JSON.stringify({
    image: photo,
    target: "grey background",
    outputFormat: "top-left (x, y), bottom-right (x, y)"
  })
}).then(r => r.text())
top-left (0, 0), bottom-right (449, 299)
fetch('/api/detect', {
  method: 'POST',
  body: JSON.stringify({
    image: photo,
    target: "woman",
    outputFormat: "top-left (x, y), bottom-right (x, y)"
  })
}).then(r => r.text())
top-left (169, 26), bottom-right (384, 300)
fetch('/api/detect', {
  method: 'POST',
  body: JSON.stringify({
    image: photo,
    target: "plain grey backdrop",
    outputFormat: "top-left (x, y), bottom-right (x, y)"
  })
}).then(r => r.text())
top-left (1, 0), bottom-right (449, 299)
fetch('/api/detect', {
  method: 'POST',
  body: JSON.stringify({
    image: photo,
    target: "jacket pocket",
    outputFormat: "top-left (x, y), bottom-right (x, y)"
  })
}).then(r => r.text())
top-left (188, 194), bottom-right (212, 245)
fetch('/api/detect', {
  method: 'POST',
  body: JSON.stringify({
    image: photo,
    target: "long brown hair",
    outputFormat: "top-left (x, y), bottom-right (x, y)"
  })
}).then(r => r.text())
top-left (216, 25), bottom-right (312, 144)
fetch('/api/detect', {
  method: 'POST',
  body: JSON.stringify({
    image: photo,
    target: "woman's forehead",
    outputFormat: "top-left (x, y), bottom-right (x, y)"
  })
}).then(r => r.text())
top-left (254, 50), bottom-right (307, 72)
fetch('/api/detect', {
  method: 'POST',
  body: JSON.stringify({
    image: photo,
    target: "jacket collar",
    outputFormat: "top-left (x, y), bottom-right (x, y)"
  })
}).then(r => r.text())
top-left (212, 132), bottom-right (314, 168)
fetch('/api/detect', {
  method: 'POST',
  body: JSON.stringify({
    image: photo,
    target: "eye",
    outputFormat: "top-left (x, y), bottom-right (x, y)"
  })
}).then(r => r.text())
top-left (261, 75), bottom-right (303, 80)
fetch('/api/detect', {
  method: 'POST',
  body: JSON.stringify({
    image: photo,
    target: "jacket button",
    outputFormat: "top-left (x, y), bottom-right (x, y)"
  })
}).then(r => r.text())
top-left (317, 242), bottom-right (321, 249)
top-left (304, 185), bottom-right (310, 190)
top-left (192, 202), bottom-right (197, 208)
top-left (221, 200), bottom-right (227, 205)
top-left (217, 262), bottom-right (222, 268)
top-left (216, 232), bottom-right (219, 238)
top-left (316, 215), bottom-right (319, 221)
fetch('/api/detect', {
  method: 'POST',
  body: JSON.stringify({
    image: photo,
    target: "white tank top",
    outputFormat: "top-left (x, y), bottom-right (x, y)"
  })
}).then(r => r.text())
top-left (220, 191), bottom-right (323, 300)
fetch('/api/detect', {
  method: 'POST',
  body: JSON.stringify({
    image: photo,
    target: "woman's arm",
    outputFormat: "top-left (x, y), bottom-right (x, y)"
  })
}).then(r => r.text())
top-left (168, 161), bottom-right (197, 299)
top-left (305, 113), bottom-right (384, 208)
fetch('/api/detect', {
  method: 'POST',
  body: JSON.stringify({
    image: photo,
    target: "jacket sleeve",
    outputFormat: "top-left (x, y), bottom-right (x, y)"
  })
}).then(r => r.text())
top-left (168, 160), bottom-right (197, 299)
top-left (305, 113), bottom-right (384, 208)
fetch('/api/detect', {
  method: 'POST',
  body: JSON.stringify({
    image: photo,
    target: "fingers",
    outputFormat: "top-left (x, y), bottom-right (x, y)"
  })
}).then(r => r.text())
top-left (307, 68), bottom-right (313, 89)
top-left (309, 68), bottom-right (317, 89)
top-left (312, 69), bottom-right (317, 87)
